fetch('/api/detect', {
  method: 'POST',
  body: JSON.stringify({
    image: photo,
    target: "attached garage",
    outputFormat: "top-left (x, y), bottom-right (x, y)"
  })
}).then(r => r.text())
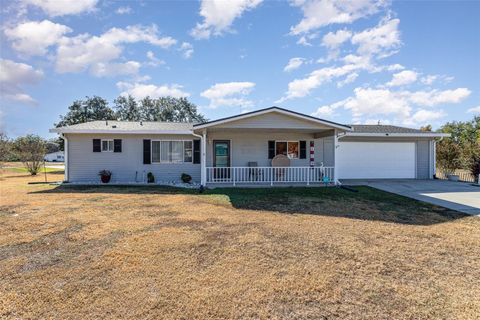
top-left (337, 141), bottom-right (416, 179)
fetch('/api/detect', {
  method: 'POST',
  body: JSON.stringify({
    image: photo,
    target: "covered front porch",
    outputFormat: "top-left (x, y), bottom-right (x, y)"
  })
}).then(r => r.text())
top-left (192, 107), bottom-right (352, 187)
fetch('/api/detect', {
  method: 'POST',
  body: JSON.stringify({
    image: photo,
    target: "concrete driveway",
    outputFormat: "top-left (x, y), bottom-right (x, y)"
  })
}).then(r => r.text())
top-left (341, 179), bottom-right (480, 216)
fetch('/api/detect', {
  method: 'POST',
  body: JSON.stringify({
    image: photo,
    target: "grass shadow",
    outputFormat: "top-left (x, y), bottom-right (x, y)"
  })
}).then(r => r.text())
top-left (30, 184), bottom-right (468, 225)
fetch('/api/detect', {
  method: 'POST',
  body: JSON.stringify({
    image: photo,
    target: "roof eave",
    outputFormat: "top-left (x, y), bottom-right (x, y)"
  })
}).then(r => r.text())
top-left (343, 132), bottom-right (451, 138)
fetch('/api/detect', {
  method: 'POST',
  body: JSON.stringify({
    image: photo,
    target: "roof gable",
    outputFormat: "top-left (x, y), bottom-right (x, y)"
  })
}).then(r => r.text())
top-left (194, 107), bottom-right (352, 131)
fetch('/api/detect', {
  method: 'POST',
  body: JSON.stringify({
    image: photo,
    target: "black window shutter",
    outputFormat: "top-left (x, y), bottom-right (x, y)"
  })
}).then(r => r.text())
top-left (193, 139), bottom-right (201, 164)
top-left (114, 139), bottom-right (122, 153)
top-left (299, 141), bottom-right (307, 159)
top-left (268, 140), bottom-right (275, 159)
top-left (143, 139), bottom-right (151, 164)
top-left (93, 139), bottom-right (101, 152)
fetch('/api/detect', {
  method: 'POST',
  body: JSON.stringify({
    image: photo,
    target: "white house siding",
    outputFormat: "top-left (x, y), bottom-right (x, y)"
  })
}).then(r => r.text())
top-left (314, 136), bottom-right (335, 167)
top-left (212, 112), bottom-right (335, 130)
top-left (65, 133), bottom-right (200, 183)
top-left (338, 136), bottom-right (434, 179)
top-left (205, 131), bottom-right (318, 167)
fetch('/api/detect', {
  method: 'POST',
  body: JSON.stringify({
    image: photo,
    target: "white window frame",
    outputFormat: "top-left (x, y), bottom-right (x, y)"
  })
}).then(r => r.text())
top-left (151, 140), bottom-right (194, 164)
top-left (275, 140), bottom-right (299, 159)
top-left (101, 139), bottom-right (114, 152)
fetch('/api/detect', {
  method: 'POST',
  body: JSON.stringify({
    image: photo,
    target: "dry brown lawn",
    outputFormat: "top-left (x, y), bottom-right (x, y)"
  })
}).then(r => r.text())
top-left (0, 170), bottom-right (479, 319)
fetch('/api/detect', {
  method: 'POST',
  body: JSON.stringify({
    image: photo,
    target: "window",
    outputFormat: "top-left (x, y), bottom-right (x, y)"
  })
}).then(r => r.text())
top-left (275, 141), bottom-right (299, 159)
top-left (101, 139), bottom-right (113, 152)
top-left (184, 141), bottom-right (193, 162)
top-left (151, 140), bottom-right (193, 163)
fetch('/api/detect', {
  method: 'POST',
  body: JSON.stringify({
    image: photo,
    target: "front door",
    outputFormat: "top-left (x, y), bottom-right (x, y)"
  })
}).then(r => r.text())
top-left (213, 140), bottom-right (230, 179)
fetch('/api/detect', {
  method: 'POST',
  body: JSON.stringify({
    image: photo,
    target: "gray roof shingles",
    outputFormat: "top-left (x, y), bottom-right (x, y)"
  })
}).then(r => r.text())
top-left (57, 120), bottom-right (194, 131)
top-left (56, 120), bottom-right (429, 135)
top-left (350, 125), bottom-right (425, 134)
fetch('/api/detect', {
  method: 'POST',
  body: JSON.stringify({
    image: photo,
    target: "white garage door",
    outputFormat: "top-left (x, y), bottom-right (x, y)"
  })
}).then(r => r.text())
top-left (337, 142), bottom-right (416, 179)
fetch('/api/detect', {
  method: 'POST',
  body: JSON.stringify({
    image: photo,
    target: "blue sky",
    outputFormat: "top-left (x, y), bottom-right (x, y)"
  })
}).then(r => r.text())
top-left (1, 0), bottom-right (479, 138)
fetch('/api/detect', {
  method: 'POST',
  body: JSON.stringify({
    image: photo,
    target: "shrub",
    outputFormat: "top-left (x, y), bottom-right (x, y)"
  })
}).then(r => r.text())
top-left (181, 173), bottom-right (192, 183)
top-left (147, 172), bottom-right (155, 183)
top-left (13, 135), bottom-right (46, 175)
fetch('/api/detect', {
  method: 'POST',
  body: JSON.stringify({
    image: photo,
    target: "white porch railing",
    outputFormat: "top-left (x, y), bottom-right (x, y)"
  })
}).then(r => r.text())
top-left (206, 166), bottom-right (335, 186)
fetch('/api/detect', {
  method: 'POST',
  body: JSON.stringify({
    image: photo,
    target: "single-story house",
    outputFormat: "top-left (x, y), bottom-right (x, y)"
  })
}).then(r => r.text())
top-left (50, 107), bottom-right (449, 186)
top-left (44, 151), bottom-right (64, 162)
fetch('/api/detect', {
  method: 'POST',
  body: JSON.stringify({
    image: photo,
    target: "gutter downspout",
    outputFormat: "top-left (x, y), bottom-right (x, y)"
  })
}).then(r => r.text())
top-left (61, 134), bottom-right (69, 182)
top-left (191, 130), bottom-right (206, 186)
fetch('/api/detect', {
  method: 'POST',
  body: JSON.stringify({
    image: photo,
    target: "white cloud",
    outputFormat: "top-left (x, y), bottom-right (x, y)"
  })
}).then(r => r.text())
top-left (386, 70), bottom-right (418, 87)
top-left (90, 61), bottom-right (141, 77)
top-left (322, 29), bottom-right (352, 49)
top-left (179, 42), bottom-right (194, 59)
top-left (408, 88), bottom-right (471, 106)
top-left (278, 59), bottom-right (368, 101)
top-left (201, 82), bottom-right (255, 108)
top-left (146, 51), bottom-right (165, 67)
top-left (409, 109), bottom-right (446, 125)
top-left (312, 106), bottom-right (335, 118)
top-left (337, 72), bottom-right (358, 87)
top-left (420, 75), bottom-right (437, 85)
top-left (117, 82), bottom-right (189, 99)
top-left (0, 59), bottom-right (43, 104)
top-left (290, 0), bottom-right (385, 35)
top-left (190, 0), bottom-right (262, 39)
top-left (317, 87), bottom-right (470, 124)
top-left (386, 64), bottom-right (404, 71)
top-left (116, 6), bottom-right (132, 15)
top-left (22, 0), bottom-right (98, 17)
top-left (55, 25), bottom-right (176, 75)
top-left (4, 20), bottom-right (72, 56)
top-left (284, 57), bottom-right (305, 72)
top-left (467, 106), bottom-right (480, 114)
top-left (351, 17), bottom-right (401, 58)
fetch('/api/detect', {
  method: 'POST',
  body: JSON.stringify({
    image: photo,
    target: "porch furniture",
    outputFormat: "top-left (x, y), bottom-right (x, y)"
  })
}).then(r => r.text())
top-left (271, 154), bottom-right (290, 181)
top-left (248, 162), bottom-right (262, 181)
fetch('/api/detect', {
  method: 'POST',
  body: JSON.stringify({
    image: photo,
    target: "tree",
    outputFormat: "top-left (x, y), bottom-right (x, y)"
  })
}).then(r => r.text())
top-left (420, 124), bottom-right (432, 132)
top-left (45, 139), bottom-right (60, 154)
top-left (114, 95), bottom-right (141, 121)
top-left (55, 96), bottom-right (115, 127)
top-left (437, 116), bottom-right (480, 178)
top-left (13, 135), bottom-right (46, 175)
top-left (138, 96), bottom-right (206, 122)
top-left (0, 133), bottom-right (12, 166)
top-left (436, 139), bottom-right (462, 175)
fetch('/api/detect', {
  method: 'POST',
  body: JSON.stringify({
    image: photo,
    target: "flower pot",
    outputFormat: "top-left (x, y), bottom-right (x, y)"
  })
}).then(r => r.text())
top-left (101, 175), bottom-right (111, 183)
top-left (447, 174), bottom-right (459, 182)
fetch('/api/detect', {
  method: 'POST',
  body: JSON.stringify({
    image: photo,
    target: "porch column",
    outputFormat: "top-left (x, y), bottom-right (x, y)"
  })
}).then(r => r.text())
top-left (333, 130), bottom-right (339, 184)
top-left (201, 129), bottom-right (207, 186)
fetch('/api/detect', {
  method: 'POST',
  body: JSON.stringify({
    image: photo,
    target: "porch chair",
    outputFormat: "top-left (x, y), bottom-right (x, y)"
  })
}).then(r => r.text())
top-left (271, 154), bottom-right (290, 181)
top-left (248, 162), bottom-right (262, 181)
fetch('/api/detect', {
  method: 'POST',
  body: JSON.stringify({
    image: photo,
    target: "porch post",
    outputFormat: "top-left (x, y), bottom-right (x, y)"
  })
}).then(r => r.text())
top-left (201, 129), bottom-right (207, 186)
top-left (333, 130), bottom-right (339, 185)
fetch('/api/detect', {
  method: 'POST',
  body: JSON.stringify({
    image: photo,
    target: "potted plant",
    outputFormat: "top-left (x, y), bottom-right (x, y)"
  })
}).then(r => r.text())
top-left (147, 172), bottom-right (155, 183)
top-left (181, 173), bottom-right (192, 183)
top-left (98, 170), bottom-right (112, 183)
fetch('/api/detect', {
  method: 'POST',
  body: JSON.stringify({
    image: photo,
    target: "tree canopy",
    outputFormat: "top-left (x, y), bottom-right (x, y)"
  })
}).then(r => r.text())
top-left (56, 95), bottom-right (206, 128)
top-left (437, 116), bottom-right (480, 181)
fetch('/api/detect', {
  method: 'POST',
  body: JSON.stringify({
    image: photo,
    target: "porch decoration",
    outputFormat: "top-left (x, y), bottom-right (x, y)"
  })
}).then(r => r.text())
top-left (98, 170), bottom-right (112, 183)
top-left (310, 141), bottom-right (315, 167)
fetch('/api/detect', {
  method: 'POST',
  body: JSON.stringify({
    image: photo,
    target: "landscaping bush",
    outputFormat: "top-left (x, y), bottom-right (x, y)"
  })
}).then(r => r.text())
top-left (147, 172), bottom-right (155, 183)
top-left (181, 173), bottom-right (192, 183)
